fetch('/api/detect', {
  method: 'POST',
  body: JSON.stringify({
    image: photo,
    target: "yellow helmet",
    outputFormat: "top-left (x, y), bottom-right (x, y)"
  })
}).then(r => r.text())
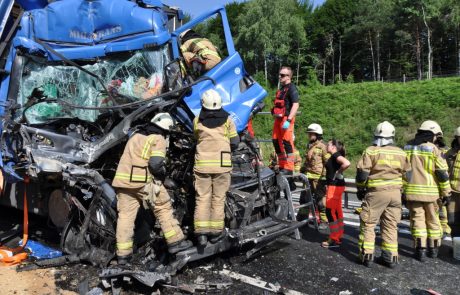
top-left (151, 112), bottom-right (174, 131)
top-left (201, 89), bottom-right (222, 110)
top-left (419, 120), bottom-right (443, 135)
top-left (374, 121), bottom-right (395, 138)
top-left (179, 29), bottom-right (191, 40)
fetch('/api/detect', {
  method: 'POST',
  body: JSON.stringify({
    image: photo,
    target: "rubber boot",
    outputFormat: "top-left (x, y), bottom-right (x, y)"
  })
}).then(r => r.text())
top-left (168, 239), bottom-right (193, 254)
top-left (197, 235), bottom-right (208, 247)
top-left (117, 254), bottom-right (132, 266)
top-left (377, 250), bottom-right (398, 269)
top-left (361, 253), bottom-right (374, 268)
top-left (427, 240), bottom-right (440, 258)
top-left (415, 247), bottom-right (427, 262)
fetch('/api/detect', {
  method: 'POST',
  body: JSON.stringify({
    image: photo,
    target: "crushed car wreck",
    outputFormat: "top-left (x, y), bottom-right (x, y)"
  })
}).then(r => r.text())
top-left (0, 0), bottom-right (309, 289)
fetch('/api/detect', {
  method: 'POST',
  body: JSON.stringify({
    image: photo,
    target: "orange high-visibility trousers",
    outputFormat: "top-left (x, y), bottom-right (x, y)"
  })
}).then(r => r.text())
top-left (326, 185), bottom-right (345, 242)
top-left (272, 117), bottom-right (295, 171)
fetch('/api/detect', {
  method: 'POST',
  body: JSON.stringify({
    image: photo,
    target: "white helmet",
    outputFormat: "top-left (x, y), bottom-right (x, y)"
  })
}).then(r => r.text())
top-left (419, 120), bottom-right (443, 135)
top-left (307, 123), bottom-right (323, 135)
top-left (179, 29), bottom-right (191, 40)
top-left (201, 89), bottom-right (222, 110)
top-left (455, 127), bottom-right (460, 137)
top-left (151, 113), bottom-right (174, 131)
top-left (374, 121), bottom-right (395, 138)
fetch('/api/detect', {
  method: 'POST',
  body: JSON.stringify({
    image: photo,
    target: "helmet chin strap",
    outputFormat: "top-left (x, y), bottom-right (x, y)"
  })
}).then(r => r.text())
top-left (373, 137), bottom-right (394, 147)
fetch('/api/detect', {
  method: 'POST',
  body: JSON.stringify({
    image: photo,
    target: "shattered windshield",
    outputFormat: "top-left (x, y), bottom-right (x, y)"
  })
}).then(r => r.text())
top-left (18, 46), bottom-right (171, 124)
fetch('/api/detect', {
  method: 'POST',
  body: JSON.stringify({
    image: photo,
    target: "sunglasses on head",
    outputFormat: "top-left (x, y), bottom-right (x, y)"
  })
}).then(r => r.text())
top-left (279, 74), bottom-right (289, 78)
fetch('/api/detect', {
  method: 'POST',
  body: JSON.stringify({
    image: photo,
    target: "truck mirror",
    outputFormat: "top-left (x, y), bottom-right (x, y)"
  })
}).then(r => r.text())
top-left (164, 59), bottom-right (184, 92)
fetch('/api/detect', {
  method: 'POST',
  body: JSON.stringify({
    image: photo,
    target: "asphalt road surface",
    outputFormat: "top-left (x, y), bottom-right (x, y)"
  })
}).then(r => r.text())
top-left (1, 204), bottom-right (459, 294)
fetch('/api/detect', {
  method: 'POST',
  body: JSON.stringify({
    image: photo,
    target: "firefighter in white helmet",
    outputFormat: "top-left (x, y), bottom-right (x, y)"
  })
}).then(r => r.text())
top-left (193, 89), bottom-right (239, 246)
top-left (113, 113), bottom-right (192, 265)
top-left (404, 120), bottom-right (451, 261)
top-left (446, 126), bottom-right (460, 240)
top-left (356, 121), bottom-right (411, 268)
top-left (299, 123), bottom-right (329, 227)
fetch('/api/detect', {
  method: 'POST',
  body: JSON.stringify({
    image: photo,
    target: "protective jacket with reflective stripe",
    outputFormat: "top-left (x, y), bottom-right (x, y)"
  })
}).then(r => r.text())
top-left (180, 38), bottom-right (221, 63)
top-left (356, 145), bottom-right (411, 192)
top-left (446, 148), bottom-right (460, 193)
top-left (112, 133), bottom-right (166, 189)
top-left (404, 142), bottom-right (451, 202)
top-left (301, 140), bottom-right (329, 179)
top-left (194, 116), bottom-right (237, 174)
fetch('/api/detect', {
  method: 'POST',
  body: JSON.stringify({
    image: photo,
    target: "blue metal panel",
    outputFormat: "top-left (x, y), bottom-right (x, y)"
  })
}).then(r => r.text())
top-left (0, 0), bottom-right (14, 40)
top-left (16, 0), bottom-right (48, 11)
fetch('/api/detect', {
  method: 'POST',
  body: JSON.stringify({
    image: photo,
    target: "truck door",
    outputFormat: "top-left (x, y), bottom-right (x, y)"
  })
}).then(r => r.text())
top-left (170, 6), bottom-right (267, 133)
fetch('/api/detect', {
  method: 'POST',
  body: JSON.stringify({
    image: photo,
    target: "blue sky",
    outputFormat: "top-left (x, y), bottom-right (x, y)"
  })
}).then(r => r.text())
top-left (163, 0), bottom-right (326, 17)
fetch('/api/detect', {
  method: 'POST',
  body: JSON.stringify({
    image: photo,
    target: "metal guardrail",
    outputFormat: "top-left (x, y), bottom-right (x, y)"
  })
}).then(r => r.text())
top-left (344, 178), bottom-right (357, 209)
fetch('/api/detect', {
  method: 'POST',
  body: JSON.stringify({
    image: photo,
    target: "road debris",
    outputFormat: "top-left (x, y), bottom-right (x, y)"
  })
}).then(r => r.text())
top-left (220, 269), bottom-right (305, 295)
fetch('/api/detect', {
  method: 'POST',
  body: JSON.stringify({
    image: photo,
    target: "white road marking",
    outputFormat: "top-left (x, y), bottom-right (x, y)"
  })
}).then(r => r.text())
top-left (220, 269), bottom-right (306, 295)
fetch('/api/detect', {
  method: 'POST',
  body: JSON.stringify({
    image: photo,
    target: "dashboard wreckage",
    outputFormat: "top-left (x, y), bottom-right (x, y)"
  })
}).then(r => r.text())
top-left (0, 0), bottom-right (309, 289)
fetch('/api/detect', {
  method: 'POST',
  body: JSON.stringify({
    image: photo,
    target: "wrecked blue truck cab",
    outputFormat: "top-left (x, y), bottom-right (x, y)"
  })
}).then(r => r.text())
top-left (0, 0), bottom-right (307, 285)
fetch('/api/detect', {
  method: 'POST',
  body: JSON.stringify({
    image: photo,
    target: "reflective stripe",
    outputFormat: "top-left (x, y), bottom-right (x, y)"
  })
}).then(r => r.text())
top-left (117, 241), bottom-right (133, 250)
top-left (114, 172), bottom-right (151, 182)
top-left (367, 178), bottom-right (403, 187)
top-left (366, 149), bottom-right (407, 157)
top-left (141, 137), bottom-right (156, 159)
top-left (210, 220), bottom-right (224, 228)
top-left (427, 229), bottom-right (442, 238)
top-left (195, 221), bottom-right (211, 228)
top-left (164, 230), bottom-right (177, 240)
top-left (411, 228), bottom-right (427, 237)
top-left (381, 242), bottom-right (398, 251)
top-left (151, 151), bottom-right (165, 157)
top-left (195, 160), bottom-right (232, 167)
top-left (451, 153), bottom-right (460, 189)
top-left (307, 172), bottom-right (321, 180)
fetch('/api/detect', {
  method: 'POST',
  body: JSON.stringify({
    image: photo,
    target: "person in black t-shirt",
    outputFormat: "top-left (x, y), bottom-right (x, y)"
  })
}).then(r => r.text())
top-left (271, 66), bottom-right (300, 174)
top-left (322, 139), bottom-right (350, 248)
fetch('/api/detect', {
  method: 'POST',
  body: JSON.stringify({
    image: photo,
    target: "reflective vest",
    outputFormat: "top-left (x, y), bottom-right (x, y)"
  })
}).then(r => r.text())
top-left (302, 140), bottom-right (329, 180)
top-left (194, 116), bottom-right (237, 174)
top-left (180, 38), bottom-right (221, 64)
top-left (356, 145), bottom-right (410, 192)
top-left (447, 148), bottom-right (460, 192)
top-left (404, 142), bottom-right (451, 202)
top-left (112, 133), bottom-right (166, 189)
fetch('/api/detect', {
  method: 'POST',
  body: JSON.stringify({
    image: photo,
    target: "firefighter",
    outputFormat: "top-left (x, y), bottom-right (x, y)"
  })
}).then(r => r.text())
top-left (299, 123), bottom-right (329, 226)
top-left (446, 127), bottom-right (460, 239)
top-left (404, 120), bottom-right (451, 261)
top-left (356, 121), bottom-right (411, 268)
top-left (321, 139), bottom-right (350, 248)
top-left (435, 138), bottom-right (452, 238)
top-left (179, 29), bottom-right (221, 75)
top-left (113, 113), bottom-right (192, 265)
top-left (271, 66), bottom-right (299, 175)
top-left (193, 89), bottom-right (239, 246)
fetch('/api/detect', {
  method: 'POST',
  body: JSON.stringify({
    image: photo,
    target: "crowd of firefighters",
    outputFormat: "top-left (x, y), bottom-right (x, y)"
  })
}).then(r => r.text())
top-left (110, 29), bottom-right (460, 269)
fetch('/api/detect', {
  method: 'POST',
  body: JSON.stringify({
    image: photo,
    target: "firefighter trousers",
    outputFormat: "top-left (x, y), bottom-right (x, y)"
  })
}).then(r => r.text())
top-left (448, 192), bottom-right (460, 237)
top-left (326, 185), bottom-right (345, 242)
top-left (194, 172), bottom-right (231, 235)
top-left (299, 179), bottom-right (328, 222)
top-left (272, 117), bottom-right (295, 172)
top-left (437, 198), bottom-right (451, 235)
top-left (116, 186), bottom-right (185, 256)
top-left (359, 190), bottom-right (401, 258)
top-left (407, 200), bottom-right (442, 248)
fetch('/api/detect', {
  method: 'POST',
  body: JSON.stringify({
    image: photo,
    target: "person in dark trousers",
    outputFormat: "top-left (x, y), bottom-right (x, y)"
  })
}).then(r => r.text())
top-left (322, 139), bottom-right (350, 248)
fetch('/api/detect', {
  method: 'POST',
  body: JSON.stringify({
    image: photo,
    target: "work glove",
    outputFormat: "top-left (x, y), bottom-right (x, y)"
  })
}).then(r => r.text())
top-left (442, 194), bottom-right (451, 206)
top-left (357, 189), bottom-right (366, 201)
top-left (282, 120), bottom-right (290, 130)
top-left (333, 171), bottom-right (344, 181)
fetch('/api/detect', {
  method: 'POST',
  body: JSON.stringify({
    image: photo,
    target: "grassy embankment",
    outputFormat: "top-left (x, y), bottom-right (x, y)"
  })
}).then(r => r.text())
top-left (253, 77), bottom-right (460, 176)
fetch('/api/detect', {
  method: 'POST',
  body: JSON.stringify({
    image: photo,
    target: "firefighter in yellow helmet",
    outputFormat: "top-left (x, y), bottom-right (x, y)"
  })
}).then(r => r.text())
top-left (113, 113), bottom-right (192, 264)
top-left (193, 89), bottom-right (239, 246)
top-left (356, 121), bottom-right (411, 268)
top-left (299, 123), bottom-right (329, 226)
top-left (179, 29), bottom-right (222, 76)
top-left (404, 120), bottom-right (451, 261)
top-left (446, 127), bottom-right (460, 239)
